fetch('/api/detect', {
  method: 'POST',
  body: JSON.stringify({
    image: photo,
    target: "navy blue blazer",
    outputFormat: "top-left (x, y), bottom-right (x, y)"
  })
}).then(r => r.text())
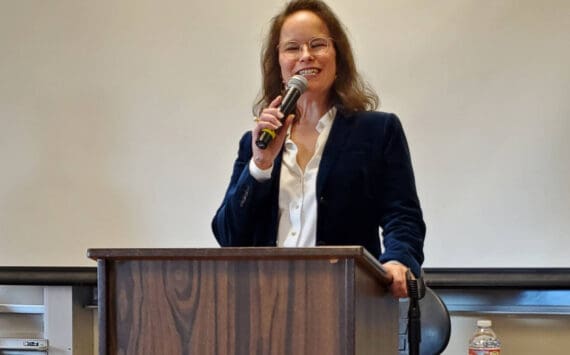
top-left (212, 110), bottom-right (425, 276)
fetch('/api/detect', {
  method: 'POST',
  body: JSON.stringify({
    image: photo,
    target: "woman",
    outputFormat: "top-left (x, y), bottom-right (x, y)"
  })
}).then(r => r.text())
top-left (212, 0), bottom-right (425, 298)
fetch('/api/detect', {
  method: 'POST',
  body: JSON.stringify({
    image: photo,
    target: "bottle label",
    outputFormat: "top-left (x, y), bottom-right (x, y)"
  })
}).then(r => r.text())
top-left (468, 349), bottom-right (500, 355)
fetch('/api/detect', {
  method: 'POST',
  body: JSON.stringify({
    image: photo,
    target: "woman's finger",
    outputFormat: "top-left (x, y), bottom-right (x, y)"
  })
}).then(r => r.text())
top-left (268, 95), bottom-right (283, 108)
top-left (256, 120), bottom-right (282, 131)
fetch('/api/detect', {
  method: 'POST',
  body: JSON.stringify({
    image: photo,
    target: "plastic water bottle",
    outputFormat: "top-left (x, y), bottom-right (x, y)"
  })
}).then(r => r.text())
top-left (468, 319), bottom-right (501, 355)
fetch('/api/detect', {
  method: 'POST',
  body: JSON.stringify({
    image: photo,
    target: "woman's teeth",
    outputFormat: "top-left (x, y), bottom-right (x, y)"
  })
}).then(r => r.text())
top-left (298, 68), bottom-right (319, 75)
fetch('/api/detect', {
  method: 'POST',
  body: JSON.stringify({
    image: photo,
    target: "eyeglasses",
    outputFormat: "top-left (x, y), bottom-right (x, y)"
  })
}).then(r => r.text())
top-left (277, 37), bottom-right (333, 59)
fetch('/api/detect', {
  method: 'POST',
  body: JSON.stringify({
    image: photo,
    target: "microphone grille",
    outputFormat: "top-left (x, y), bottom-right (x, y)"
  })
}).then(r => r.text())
top-left (287, 75), bottom-right (309, 94)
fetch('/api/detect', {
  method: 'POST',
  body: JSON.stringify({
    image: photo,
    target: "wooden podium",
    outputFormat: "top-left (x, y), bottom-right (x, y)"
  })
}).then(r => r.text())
top-left (88, 247), bottom-right (398, 355)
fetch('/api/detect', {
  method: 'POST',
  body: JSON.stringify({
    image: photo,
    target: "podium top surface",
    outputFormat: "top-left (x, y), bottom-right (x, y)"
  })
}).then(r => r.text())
top-left (87, 246), bottom-right (391, 284)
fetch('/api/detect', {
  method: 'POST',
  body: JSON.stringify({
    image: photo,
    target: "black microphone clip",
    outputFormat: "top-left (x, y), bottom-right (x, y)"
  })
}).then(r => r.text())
top-left (407, 270), bottom-right (426, 355)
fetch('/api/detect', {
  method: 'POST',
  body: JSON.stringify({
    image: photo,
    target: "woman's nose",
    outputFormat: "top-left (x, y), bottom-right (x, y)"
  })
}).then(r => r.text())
top-left (298, 44), bottom-right (314, 61)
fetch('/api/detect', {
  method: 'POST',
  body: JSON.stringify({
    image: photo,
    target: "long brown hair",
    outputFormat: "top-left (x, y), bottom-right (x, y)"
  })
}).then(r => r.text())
top-left (253, 0), bottom-right (379, 116)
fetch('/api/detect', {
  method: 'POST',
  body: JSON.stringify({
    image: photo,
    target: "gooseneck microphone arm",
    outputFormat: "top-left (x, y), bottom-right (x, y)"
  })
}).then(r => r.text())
top-left (255, 75), bottom-right (308, 149)
top-left (407, 269), bottom-right (426, 355)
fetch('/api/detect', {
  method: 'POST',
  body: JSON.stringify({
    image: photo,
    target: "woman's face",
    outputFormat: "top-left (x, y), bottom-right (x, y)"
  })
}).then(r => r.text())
top-left (278, 11), bottom-right (336, 100)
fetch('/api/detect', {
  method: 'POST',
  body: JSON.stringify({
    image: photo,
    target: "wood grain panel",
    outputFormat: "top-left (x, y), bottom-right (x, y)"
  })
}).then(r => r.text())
top-left (106, 258), bottom-right (350, 355)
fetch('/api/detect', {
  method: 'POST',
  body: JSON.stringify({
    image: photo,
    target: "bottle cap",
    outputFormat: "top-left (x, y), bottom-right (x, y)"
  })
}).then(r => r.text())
top-left (477, 320), bottom-right (492, 327)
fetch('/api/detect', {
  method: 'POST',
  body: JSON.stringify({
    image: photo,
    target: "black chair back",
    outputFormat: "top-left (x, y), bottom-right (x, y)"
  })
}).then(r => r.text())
top-left (418, 287), bottom-right (451, 355)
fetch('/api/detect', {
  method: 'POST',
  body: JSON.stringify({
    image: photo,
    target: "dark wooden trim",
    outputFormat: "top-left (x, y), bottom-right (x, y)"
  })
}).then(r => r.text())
top-left (97, 260), bottom-right (107, 355)
top-left (0, 266), bottom-right (97, 286)
top-left (2, 264), bottom-right (570, 289)
top-left (424, 267), bottom-right (570, 289)
top-left (88, 246), bottom-right (372, 260)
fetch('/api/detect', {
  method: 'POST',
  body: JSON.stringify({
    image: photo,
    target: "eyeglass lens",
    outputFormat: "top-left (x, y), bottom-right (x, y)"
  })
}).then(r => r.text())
top-left (280, 37), bottom-right (330, 57)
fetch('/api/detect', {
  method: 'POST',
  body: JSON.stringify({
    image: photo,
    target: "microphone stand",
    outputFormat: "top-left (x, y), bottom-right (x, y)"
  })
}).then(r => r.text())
top-left (407, 270), bottom-right (426, 355)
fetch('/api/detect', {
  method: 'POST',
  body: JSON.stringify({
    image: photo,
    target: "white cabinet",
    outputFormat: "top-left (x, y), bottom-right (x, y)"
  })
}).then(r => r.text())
top-left (0, 286), bottom-right (93, 355)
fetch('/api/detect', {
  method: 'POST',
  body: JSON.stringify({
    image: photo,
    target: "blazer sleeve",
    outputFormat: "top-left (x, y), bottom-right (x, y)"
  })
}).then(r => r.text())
top-left (377, 114), bottom-right (426, 277)
top-left (211, 132), bottom-right (274, 246)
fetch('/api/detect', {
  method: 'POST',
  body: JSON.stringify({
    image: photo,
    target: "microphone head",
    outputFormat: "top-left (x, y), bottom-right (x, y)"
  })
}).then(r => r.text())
top-left (287, 75), bottom-right (309, 94)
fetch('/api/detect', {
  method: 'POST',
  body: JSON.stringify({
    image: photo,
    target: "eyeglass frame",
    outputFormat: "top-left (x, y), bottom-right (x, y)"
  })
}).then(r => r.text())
top-left (276, 36), bottom-right (334, 59)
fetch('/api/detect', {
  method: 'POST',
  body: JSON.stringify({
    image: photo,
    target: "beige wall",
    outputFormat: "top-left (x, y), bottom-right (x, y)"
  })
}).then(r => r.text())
top-left (1, 0), bottom-right (569, 267)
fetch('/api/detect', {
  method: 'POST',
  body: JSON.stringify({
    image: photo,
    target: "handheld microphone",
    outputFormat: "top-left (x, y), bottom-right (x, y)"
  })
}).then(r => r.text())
top-left (255, 75), bottom-right (308, 149)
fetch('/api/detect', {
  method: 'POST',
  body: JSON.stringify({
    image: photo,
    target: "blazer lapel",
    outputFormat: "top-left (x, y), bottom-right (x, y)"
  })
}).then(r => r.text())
top-left (317, 111), bottom-right (353, 198)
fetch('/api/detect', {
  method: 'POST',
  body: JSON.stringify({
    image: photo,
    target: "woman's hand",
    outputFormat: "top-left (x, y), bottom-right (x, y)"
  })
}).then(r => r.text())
top-left (251, 95), bottom-right (295, 170)
top-left (382, 262), bottom-right (410, 298)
